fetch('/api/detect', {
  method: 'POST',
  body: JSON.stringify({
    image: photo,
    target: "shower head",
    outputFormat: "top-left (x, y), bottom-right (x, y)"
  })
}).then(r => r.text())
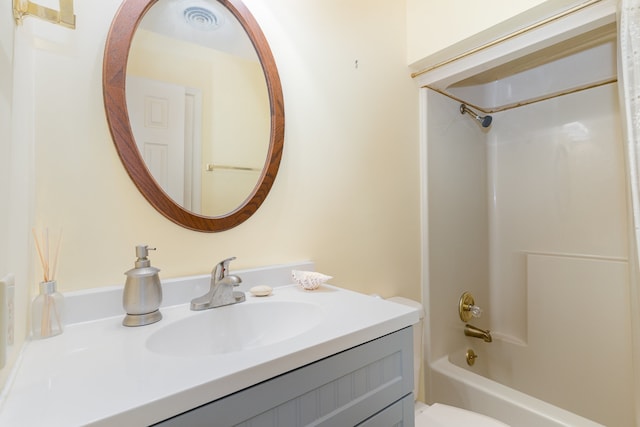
top-left (460, 104), bottom-right (493, 128)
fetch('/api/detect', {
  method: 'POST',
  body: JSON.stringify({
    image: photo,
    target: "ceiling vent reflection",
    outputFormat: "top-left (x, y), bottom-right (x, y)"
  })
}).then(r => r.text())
top-left (183, 6), bottom-right (223, 31)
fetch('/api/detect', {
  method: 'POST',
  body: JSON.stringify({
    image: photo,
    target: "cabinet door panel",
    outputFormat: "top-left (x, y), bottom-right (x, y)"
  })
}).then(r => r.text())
top-left (154, 327), bottom-right (413, 427)
top-left (358, 394), bottom-right (414, 427)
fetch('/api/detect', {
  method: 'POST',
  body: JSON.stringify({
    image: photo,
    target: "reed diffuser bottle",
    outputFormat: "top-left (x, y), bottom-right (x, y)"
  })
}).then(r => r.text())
top-left (31, 227), bottom-right (64, 339)
top-left (32, 280), bottom-right (64, 338)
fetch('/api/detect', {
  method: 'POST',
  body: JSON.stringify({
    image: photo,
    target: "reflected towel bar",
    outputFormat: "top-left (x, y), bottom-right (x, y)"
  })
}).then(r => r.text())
top-left (205, 164), bottom-right (261, 172)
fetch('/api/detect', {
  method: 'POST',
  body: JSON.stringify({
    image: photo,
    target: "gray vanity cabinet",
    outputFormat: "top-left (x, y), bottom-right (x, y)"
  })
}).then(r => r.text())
top-left (155, 327), bottom-right (414, 427)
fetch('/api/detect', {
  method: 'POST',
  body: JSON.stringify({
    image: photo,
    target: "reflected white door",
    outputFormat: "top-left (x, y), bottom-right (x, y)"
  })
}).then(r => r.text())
top-left (127, 76), bottom-right (186, 205)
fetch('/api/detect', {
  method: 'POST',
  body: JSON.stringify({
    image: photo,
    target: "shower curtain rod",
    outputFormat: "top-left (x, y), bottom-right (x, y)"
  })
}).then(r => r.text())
top-left (427, 77), bottom-right (617, 115)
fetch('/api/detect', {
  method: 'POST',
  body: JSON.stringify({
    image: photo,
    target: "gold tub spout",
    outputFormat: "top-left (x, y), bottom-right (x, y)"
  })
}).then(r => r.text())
top-left (464, 324), bottom-right (492, 342)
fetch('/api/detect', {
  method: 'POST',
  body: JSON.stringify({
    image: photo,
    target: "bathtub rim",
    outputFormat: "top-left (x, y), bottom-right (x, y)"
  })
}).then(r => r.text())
top-left (428, 355), bottom-right (605, 427)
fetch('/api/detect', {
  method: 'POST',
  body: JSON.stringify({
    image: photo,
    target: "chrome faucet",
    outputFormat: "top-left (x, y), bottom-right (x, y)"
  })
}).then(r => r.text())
top-left (464, 324), bottom-right (492, 343)
top-left (190, 257), bottom-right (245, 311)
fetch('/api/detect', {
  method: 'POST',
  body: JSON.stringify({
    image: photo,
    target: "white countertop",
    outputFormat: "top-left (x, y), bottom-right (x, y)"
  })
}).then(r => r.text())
top-left (0, 264), bottom-right (419, 426)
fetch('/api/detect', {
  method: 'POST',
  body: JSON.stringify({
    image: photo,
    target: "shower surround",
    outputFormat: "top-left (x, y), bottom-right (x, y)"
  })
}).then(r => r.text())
top-left (425, 84), bottom-right (634, 426)
top-left (415, 1), bottom-right (638, 425)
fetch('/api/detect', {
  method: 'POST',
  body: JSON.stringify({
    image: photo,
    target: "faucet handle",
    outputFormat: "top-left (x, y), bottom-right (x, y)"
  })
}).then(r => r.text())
top-left (212, 256), bottom-right (237, 279)
top-left (468, 304), bottom-right (483, 318)
top-left (459, 291), bottom-right (483, 322)
top-left (220, 256), bottom-right (236, 273)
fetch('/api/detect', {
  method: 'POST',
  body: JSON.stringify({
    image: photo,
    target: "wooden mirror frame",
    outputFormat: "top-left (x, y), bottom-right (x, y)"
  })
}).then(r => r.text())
top-left (103, 0), bottom-right (284, 232)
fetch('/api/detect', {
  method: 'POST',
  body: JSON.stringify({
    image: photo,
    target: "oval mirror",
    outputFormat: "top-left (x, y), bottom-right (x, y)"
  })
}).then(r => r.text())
top-left (103, 0), bottom-right (284, 232)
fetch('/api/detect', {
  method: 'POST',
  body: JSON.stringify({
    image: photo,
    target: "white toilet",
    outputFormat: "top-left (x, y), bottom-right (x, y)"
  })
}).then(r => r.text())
top-left (389, 297), bottom-right (509, 427)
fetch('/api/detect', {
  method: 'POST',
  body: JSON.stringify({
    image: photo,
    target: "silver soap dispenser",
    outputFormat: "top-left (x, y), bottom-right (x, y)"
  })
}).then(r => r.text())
top-left (122, 245), bottom-right (162, 327)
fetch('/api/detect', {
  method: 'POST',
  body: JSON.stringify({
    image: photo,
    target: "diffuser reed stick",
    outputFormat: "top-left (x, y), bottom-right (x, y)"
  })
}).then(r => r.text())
top-left (32, 227), bottom-right (62, 283)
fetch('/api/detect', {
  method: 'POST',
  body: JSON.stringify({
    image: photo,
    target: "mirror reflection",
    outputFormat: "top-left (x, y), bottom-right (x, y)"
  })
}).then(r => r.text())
top-left (126, 0), bottom-right (270, 216)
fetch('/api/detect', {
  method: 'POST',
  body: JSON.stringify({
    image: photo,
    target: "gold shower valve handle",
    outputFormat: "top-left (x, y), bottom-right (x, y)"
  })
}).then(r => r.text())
top-left (459, 291), bottom-right (482, 322)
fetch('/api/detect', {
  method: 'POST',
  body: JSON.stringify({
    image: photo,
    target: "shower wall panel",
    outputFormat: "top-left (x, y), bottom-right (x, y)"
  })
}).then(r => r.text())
top-left (426, 90), bottom-right (490, 362)
top-left (489, 82), bottom-right (627, 343)
top-left (526, 253), bottom-right (634, 425)
top-left (488, 82), bottom-right (632, 425)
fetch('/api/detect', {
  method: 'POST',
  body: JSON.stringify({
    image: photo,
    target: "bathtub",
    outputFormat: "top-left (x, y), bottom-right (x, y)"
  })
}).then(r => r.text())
top-left (429, 353), bottom-right (604, 427)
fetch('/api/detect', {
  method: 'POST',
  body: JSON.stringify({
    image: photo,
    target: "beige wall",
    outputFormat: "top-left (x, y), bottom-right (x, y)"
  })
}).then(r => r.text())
top-left (405, 0), bottom-right (586, 66)
top-left (0, 0), bottom-right (14, 388)
top-left (0, 0), bottom-right (13, 282)
top-left (28, 0), bottom-right (420, 295)
top-left (0, 0), bottom-right (420, 390)
top-left (1, 1), bottom-right (33, 388)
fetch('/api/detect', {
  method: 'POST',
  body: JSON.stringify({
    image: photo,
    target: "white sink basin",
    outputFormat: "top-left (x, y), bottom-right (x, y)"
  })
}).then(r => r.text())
top-left (146, 300), bottom-right (324, 357)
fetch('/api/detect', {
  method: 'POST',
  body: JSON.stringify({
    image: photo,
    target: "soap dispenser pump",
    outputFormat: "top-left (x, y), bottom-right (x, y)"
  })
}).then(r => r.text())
top-left (122, 245), bottom-right (162, 327)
